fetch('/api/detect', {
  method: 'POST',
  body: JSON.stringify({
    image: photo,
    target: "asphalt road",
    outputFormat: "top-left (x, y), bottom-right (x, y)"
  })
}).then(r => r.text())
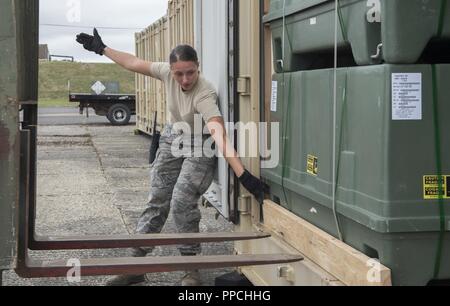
top-left (37, 107), bottom-right (136, 126)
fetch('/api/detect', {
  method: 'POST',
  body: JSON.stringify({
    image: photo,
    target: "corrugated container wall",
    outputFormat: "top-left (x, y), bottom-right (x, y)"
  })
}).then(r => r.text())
top-left (168, 0), bottom-right (195, 49)
top-left (135, 0), bottom-right (194, 135)
top-left (135, 17), bottom-right (169, 134)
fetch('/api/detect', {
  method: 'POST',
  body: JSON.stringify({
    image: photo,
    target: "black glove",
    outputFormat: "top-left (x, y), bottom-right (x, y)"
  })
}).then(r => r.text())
top-left (239, 170), bottom-right (270, 204)
top-left (76, 28), bottom-right (107, 55)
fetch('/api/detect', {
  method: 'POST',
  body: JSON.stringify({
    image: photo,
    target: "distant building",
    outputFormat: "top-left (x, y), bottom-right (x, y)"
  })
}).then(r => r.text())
top-left (39, 44), bottom-right (50, 61)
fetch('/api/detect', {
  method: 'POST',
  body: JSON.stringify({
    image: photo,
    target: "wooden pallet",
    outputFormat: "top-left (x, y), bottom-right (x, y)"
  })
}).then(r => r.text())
top-left (262, 200), bottom-right (392, 286)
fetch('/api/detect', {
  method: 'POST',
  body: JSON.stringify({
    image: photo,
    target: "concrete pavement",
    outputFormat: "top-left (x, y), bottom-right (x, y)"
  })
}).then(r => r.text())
top-left (2, 123), bottom-right (233, 286)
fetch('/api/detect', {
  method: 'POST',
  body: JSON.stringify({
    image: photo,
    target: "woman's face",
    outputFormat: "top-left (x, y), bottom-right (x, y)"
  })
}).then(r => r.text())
top-left (171, 61), bottom-right (199, 91)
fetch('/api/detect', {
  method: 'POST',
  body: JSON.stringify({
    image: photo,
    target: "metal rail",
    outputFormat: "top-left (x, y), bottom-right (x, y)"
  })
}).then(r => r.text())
top-left (30, 232), bottom-right (271, 251)
top-left (17, 255), bottom-right (301, 279)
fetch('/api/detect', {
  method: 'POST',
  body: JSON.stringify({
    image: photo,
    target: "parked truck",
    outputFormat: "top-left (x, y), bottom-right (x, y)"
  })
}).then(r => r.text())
top-left (69, 92), bottom-right (136, 126)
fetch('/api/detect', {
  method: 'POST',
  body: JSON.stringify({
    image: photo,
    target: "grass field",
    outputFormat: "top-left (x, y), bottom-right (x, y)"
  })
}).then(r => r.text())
top-left (38, 61), bottom-right (135, 108)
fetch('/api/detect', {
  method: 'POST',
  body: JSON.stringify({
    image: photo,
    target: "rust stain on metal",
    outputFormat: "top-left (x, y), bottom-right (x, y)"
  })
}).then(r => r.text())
top-left (0, 123), bottom-right (10, 160)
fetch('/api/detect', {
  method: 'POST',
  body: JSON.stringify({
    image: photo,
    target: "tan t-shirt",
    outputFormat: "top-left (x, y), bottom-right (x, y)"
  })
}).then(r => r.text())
top-left (149, 62), bottom-right (222, 133)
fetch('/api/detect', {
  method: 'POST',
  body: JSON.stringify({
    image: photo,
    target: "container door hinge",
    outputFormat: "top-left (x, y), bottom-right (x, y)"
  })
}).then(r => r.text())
top-left (237, 76), bottom-right (251, 96)
top-left (238, 195), bottom-right (252, 215)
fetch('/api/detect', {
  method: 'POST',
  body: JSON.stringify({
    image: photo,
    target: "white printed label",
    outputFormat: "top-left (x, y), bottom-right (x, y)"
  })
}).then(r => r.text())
top-left (271, 81), bottom-right (278, 112)
top-left (392, 73), bottom-right (422, 120)
top-left (310, 17), bottom-right (317, 25)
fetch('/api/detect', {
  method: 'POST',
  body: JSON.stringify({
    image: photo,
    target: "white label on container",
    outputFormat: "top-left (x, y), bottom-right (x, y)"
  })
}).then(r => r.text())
top-left (271, 81), bottom-right (278, 112)
top-left (392, 73), bottom-right (422, 120)
top-left (310, 17), bottom-right (317, 25)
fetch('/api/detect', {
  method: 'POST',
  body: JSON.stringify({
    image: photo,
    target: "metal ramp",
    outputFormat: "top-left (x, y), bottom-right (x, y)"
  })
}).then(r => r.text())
top-left (16, 128), bottom-right (303, 279)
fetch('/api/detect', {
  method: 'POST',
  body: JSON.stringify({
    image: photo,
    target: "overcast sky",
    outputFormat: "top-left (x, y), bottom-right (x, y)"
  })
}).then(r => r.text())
top-left (39, 0), bottom-right (168, 63)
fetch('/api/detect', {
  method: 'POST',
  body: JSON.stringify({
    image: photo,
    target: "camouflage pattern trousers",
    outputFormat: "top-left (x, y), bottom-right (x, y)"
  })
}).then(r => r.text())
top-left (136, 125), bottom-right (217, 255)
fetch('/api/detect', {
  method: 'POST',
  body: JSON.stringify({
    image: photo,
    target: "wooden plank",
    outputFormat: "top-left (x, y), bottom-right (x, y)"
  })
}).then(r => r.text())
top-left (240, 232), bottom-right (344, 286)
top-left (263, 200), bottom-right (392, 286)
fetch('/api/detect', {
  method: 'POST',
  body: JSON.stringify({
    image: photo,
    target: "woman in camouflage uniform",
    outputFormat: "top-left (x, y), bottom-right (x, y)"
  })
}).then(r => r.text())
top-left (77, 29), bottom-right (268, 286)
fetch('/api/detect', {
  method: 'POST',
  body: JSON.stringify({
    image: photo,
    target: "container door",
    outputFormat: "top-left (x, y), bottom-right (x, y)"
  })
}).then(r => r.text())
top-left (194, 0), bottom-right (235, 220)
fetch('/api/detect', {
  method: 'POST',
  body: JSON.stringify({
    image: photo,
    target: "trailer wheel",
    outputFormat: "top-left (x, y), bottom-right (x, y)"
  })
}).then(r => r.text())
top-left (107, 104), bottom-right (131, 126)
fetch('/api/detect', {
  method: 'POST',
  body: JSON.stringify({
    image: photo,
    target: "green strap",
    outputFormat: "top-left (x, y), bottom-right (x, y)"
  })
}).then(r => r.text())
top-left (332, 72), bottom-right (348, 242)
top-left (280, 12), bottom-right (294, 209)
top-left (337, 0), bottom-right (348, 42)
top-left (281, 73), bottom-right (293, 210)
top-left (335, 73), bottom-right (348, 197)
top-left (437, 0), bottom-right (447, 37)
top-left (431, 65), bottom-right (446, 279)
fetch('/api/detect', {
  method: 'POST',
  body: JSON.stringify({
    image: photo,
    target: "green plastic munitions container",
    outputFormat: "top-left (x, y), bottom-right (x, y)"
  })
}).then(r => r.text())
top-left (262, 64), bottom-right (450, 285)
top-left (264, 0), bottom-right (450, 72)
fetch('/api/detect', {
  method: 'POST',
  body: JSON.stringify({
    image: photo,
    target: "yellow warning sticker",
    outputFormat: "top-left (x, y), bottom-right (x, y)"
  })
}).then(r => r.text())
top-left (423, 176), bottom-right (450, 200)
top-left (307, 155), bottom-right (318, 176)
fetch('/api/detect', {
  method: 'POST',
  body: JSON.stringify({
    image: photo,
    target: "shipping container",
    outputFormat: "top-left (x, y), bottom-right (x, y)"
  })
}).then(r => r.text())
top-left (168, 0), bottom-right (195, 49)
top-left (135, 17), bottom-right (169, 134)
top-left (135, 0), bottom-right (194, 135)
top-left (247, 0), bottom-right (449, 286)
top-left (206, 0), bottom-right (447, 286)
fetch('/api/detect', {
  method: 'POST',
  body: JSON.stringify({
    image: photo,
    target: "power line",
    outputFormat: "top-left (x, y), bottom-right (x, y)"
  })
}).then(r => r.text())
top-left (40, 23), bottom-right (144, 31)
